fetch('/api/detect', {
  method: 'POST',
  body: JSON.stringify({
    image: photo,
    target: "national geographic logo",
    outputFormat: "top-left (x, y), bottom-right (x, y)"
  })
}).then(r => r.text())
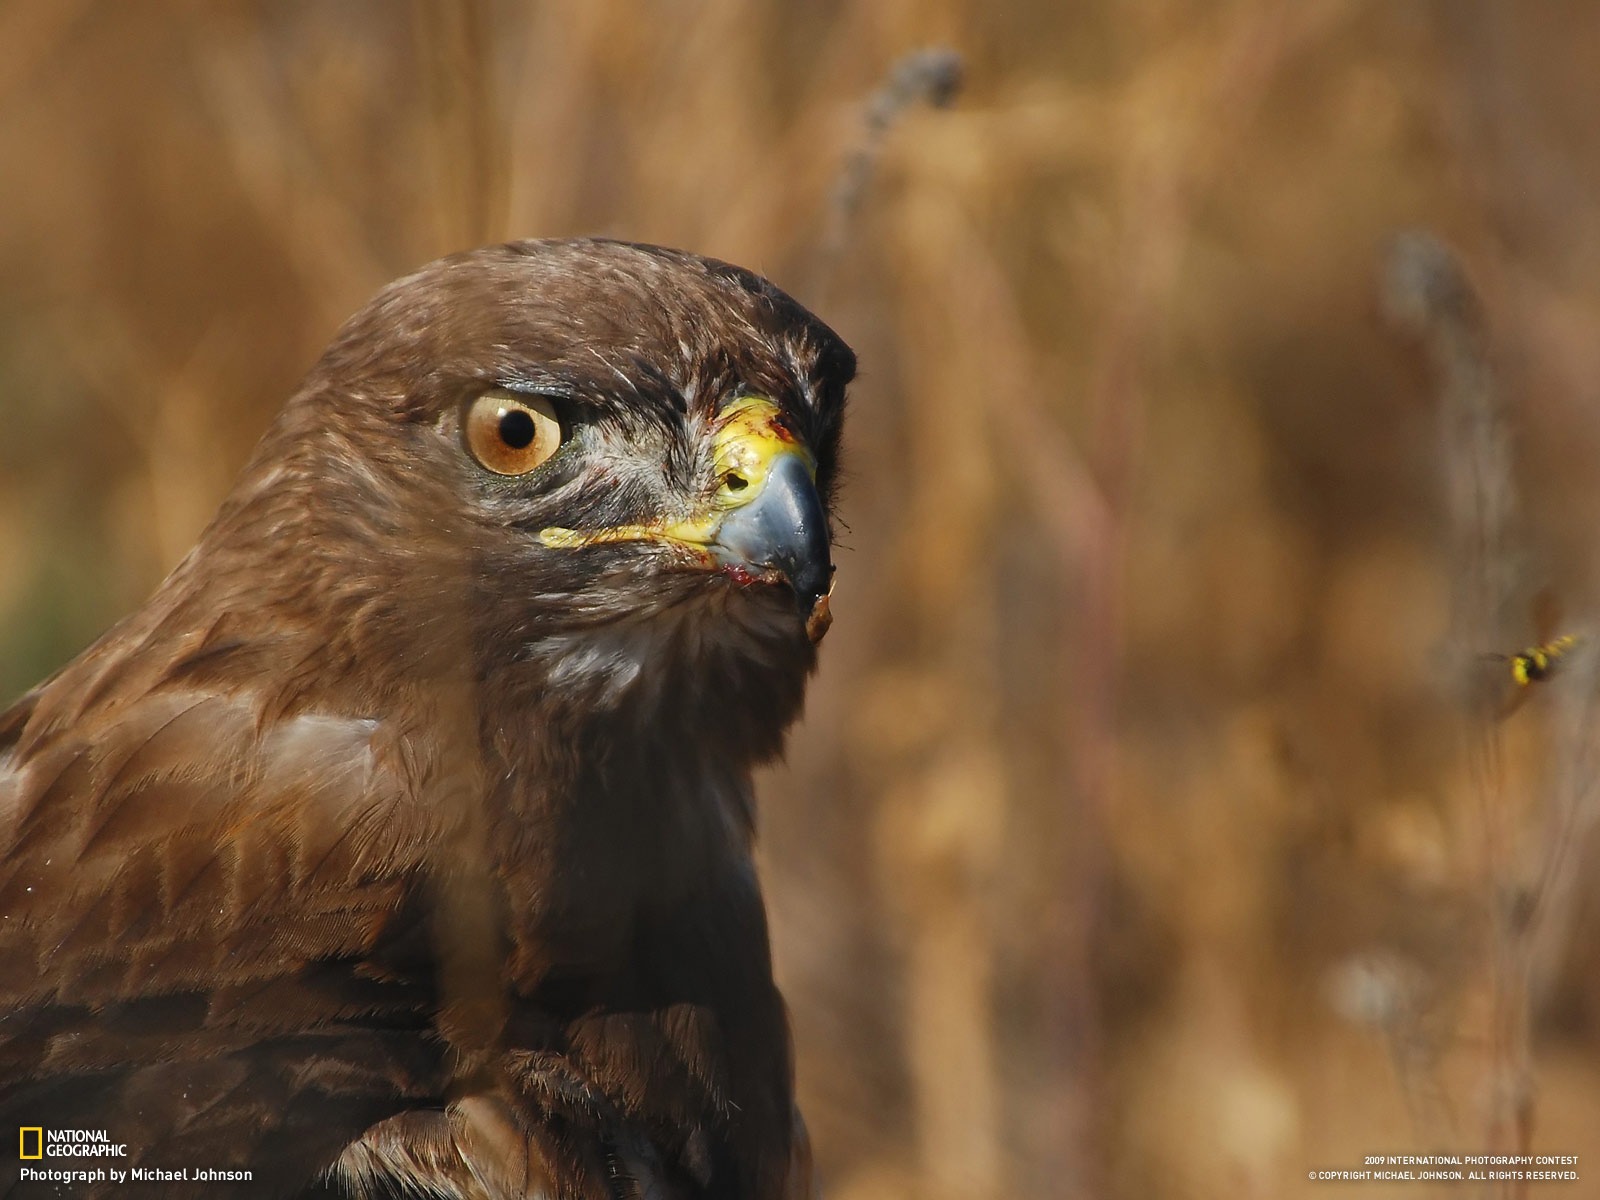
top-left (16, 1128), bottom-right (128, 1158)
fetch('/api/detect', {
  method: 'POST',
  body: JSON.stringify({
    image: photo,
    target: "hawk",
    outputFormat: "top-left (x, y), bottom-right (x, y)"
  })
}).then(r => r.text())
top-left (0, 239), bottom-right (854, 1199)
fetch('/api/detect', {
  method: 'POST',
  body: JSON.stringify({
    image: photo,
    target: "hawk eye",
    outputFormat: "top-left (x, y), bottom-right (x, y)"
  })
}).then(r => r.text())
top-left (464, 388), bottom-right (563, 476)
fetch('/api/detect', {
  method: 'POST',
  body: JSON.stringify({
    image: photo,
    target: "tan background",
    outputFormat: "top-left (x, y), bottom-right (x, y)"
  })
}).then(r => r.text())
top-left (1, 2), bottom-right (1598, 1197)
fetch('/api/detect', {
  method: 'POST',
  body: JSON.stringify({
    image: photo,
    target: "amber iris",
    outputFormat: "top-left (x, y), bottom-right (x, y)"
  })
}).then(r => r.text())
top-left (464, 388), bottom-right (563, 475)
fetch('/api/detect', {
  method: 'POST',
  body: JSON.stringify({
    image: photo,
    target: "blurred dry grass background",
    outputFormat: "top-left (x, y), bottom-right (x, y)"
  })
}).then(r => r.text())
top-left (3, 1), bottom-right (1600, 1197)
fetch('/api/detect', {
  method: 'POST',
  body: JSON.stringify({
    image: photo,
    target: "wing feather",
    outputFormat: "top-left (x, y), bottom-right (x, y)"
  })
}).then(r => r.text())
top-left (0, 675), bottom-right (446, 1197)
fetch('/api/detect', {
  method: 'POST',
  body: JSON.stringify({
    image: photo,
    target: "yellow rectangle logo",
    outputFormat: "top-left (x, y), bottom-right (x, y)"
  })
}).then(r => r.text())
top-left (19, 1127), bottom-right (42, 1159)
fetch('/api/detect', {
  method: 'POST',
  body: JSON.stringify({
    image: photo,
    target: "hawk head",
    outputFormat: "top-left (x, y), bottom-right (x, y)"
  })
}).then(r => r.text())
top-left (182, 238), bottom-right (855, 766)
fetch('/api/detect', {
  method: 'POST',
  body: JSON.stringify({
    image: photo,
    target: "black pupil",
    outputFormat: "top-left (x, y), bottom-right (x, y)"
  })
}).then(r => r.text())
top-left (499, 408), bottom-right (537, 450)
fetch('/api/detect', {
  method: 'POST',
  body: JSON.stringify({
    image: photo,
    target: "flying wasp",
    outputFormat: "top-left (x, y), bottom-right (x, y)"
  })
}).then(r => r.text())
top-left (1487, 590), bottom-right (1587, 717)
top-left (1505, 633), bottom-right (1583, 688)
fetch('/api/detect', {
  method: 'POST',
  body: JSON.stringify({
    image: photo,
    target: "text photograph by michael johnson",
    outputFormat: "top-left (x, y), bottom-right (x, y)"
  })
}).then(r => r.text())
top-left (17, 1128), bottom-right (252, 1190)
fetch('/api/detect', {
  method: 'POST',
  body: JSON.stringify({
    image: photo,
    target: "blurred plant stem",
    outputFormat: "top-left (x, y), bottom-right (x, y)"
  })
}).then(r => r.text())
top-left (1382, 230), bottom-right (1555, 1197)
top-left (414, 0), bottom-right (508, 251)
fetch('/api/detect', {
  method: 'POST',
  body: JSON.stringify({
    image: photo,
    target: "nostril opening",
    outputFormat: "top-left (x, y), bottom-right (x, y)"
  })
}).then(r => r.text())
top-left (725, 472), bottom-right (749, 492)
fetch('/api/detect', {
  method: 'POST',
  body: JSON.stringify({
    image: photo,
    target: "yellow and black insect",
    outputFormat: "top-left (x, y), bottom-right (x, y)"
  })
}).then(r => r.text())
top-left (1504, 633), bottom-right (1583, 688)
top-left (1486, 590), bottom-right (1587, 716)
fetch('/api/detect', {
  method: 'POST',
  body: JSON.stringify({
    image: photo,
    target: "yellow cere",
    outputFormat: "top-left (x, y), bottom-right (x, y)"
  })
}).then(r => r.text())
top-left (708, 394), bottom-right (816, 507)
top-left (538, 395), bottom-right (814, 552)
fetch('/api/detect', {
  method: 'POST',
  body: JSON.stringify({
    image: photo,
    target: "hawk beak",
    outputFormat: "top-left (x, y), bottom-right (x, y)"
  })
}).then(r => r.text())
top-left (539, 396), bottom-right (835, 633)
top-left (708, 449), bottom-right (833, 615)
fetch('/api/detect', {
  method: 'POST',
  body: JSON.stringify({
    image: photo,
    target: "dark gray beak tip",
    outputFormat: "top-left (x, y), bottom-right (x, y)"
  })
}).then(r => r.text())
top-left (712, 454), bottom-right (833, 617)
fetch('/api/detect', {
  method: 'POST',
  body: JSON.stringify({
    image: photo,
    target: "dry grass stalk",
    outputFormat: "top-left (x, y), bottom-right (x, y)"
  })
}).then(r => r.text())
top-left (813, 46), bottom-right (963, 305)
top-left (1378, 230), bottom-right (1600, 1196)
top-left (413, 0), bottom-right (507, 250)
